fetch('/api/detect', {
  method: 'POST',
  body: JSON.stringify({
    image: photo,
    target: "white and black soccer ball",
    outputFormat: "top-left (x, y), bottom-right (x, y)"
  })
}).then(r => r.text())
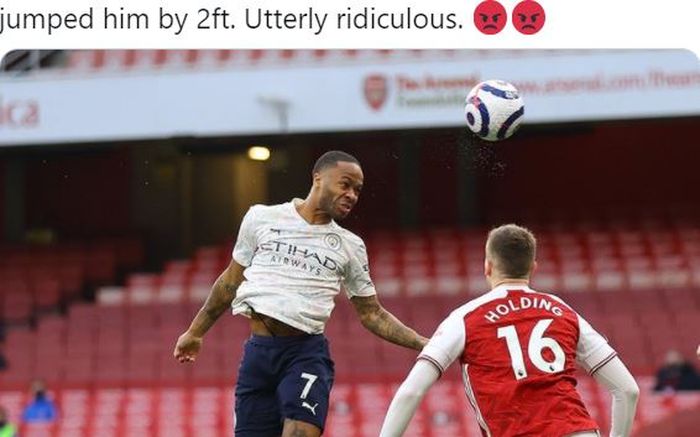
top-left (464, 80), bottom-right (524, 142)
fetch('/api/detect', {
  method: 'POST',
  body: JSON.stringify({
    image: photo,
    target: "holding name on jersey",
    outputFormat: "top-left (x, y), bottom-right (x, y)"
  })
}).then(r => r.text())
top-left (465, 79), bottom-right (524, 141)
top-left (483, 294), bottom-right (563, 322)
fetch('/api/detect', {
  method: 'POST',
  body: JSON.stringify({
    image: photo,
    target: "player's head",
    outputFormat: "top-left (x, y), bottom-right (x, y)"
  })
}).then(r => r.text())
top-left (312, 151), bottom-right (363, 220)
top-left (485, 224), bottom-right (537, 284)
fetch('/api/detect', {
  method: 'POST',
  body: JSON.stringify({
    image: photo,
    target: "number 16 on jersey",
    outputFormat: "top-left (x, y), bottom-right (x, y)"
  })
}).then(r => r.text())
top-left (497, 319), bottom-right (566, 380)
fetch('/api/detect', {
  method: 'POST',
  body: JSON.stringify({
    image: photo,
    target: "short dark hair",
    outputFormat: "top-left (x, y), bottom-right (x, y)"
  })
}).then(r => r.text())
top-left (486, 224), bottom-right (537, 278)
top-left (312, 151), bottom-right (360, 174)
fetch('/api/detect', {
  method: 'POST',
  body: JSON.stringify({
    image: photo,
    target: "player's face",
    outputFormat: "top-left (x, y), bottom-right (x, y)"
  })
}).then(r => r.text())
top-left (318, 161), bottom-right (364, 220)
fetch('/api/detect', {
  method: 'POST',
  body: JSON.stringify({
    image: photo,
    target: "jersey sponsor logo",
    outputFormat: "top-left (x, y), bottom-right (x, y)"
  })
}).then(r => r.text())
top-left (259, 240), bottom-right (340, 273)
top-left (270, 255), bottom-right (323, 275)
top-left (323, 233), bottom-right (342, 250)
top-left (301, 401), bottom-right (319, 415)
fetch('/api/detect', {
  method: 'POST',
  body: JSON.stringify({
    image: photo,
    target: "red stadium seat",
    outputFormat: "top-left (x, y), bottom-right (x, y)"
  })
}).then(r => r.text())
top-left (1, 281), bottom-right (34, 323)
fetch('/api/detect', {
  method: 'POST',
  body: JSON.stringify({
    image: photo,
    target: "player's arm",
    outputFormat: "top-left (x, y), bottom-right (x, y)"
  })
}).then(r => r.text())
top-left (592, 357), bottom-right (639, 437)
top-left (379, 360), bottom-right (440, 437)
top-left (351, 295), bottom-right (428, 350)
top-left (173, 260), bottom-right (245, 363)
top-left (576, 314), bottom-right (639, 437)
top-left (380, 313), bottom-right (465, 436)
top-left (174, 205), bottom-right (257, 363)
top-left (345, 237), bottom-right (428, 351)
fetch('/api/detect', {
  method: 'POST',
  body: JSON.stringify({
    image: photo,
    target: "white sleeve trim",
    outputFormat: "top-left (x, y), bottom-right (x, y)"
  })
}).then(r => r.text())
top-left (350, 281), bottom-right (377, 298)
top-left (590, 351), bottom-right (618, 375)
top-left (592, 356), bottom-right (640, 437)
top-left (417, 355), bottom-right (446, 375)
top-left (576, 314), bottom-right (617, 374)
top-left (418, 312), bottom-right (466, 374)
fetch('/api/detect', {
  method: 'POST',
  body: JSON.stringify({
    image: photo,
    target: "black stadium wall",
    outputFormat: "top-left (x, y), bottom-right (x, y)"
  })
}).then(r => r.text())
top-left (0, 116), bottom-right (697, 264)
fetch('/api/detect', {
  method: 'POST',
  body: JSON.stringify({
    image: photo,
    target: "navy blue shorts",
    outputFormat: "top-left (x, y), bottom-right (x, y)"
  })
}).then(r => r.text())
top-left (234, 334), bottom-right (335, 436)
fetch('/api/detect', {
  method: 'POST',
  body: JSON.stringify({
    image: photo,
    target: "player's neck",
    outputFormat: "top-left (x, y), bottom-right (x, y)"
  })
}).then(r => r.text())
top-left (490, 277), bottom-right (530, 289)
top-left (295, 198), bottom-right (332, 225)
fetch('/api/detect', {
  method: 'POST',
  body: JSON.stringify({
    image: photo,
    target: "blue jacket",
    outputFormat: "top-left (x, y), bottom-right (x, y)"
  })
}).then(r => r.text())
top-left (22, 397), bottom-right (57, 423)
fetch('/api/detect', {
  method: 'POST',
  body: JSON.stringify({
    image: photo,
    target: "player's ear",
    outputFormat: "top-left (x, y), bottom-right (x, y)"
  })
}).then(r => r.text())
top-left (312, 171), bottom-right (322, 188)
top-left (530, 260), bottom-right (538, 276)
top-left (484, 258), bottom-right (492, 278)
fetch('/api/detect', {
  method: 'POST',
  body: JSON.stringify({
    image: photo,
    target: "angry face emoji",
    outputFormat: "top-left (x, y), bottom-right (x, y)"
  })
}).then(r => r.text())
top-left (512, 0), bottom-right (546, 34)
top-left (474, 0), bottom-right (507, 35)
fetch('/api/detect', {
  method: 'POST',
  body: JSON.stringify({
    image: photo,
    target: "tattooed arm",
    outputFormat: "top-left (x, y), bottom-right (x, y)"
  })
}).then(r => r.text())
top-left (351, 295), bottom-right (428, 351)
top-left (173, 260), bottom-right (245, 362)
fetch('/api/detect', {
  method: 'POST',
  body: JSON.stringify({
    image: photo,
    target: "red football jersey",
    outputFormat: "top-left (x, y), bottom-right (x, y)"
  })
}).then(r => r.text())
top-left (419, 284), bottom-right (616, 437)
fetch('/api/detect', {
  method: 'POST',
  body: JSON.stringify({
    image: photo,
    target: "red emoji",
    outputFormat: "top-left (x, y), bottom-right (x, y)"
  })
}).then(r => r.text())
top-left (473, 0), bottom-right (507, 35)
top-left (512, 0), bottom-right (545, 35)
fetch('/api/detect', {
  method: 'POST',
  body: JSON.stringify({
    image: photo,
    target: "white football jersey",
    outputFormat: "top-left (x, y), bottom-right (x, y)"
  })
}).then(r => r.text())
top-left (231, 199), bottom-right (376, 334)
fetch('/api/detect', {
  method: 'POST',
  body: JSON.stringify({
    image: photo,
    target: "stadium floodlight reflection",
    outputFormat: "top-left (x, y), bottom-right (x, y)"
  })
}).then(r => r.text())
top-left (248, 146), bottom-right (271, 161)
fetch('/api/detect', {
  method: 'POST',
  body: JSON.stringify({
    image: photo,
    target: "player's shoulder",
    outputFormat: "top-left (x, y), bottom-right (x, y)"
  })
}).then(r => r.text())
top-left (247, 202), bottom-right (290, 219)
top-left (527, 288), bottom-right (581, 318)
top-left (532, 289), bottom-right (575, 310)
top-left (449, 288), bottom-right (510, 319)
top-left (330, 223), bottom-right (366, 249)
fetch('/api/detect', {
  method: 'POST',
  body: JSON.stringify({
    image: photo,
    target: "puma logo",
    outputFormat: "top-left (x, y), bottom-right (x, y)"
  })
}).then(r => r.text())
top-left (301, 401), bottom-right (318, 416)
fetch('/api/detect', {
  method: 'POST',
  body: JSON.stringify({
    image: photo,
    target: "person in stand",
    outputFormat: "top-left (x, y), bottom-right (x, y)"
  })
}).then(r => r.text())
top-left (22, 379), bottom-right (57, 423)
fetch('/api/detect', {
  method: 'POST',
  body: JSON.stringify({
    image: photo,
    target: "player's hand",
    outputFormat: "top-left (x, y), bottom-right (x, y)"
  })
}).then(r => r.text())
top-left (418, 336), bottom-right (429, 349)
top-left (174, 331), bottom-right (203, 363)
top-left (696, 344), bottom-right (700, 359)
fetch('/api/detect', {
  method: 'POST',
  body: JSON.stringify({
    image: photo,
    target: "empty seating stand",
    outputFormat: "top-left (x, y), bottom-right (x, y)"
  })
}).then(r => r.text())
top-left (2, 223), bottom-right (700, 436)
top-left (88, 224), bottom-right (700, 377)
top-left (0, 238), bottom-right (143, 326)
top-left (0, 377), bottom-right (697, 437)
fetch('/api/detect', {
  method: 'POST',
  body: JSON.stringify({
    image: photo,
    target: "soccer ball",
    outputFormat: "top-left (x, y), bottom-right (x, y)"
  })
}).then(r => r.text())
top-left (464, 80), bottom-right (524, 142)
